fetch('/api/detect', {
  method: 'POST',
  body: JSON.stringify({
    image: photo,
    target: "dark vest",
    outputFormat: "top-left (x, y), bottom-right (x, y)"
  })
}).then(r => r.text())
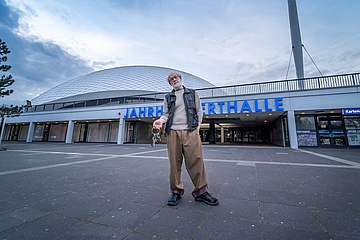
top-left (164, 86), bottom-right (199, 134)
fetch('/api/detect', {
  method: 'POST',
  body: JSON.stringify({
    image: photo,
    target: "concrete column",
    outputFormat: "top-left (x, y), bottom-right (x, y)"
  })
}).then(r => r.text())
top-left (221, 127), bottom-right (225, 143)
top-left (209, 120), bottom-right (216, 144)
top-left (65, 120), bottom-right (74, 144)
top-left (117, 117), bottom-right (124, 145)
top-left (26, 122), bottom-right (35, 143)
top-left (0, 118), bottom-right (6, 145)
top-left (287, 110), bottom-right (298, 149)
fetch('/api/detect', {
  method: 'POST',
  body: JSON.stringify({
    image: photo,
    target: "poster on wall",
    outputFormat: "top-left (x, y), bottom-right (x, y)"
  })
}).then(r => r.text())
top-left (347, 132), bottom-right (360, 146)
top-left (297, 130), bottom-right (318, 147)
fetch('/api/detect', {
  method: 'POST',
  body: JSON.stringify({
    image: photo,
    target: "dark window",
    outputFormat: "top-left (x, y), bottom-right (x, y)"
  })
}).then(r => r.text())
top-left (86, 100), bottom-right (98, 107)
top-left (98, 99), bottom-right (110, 105)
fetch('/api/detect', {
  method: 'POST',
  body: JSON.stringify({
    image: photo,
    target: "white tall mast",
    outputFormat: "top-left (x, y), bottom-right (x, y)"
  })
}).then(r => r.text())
top-left (288, 0), bottom-right (304, 80)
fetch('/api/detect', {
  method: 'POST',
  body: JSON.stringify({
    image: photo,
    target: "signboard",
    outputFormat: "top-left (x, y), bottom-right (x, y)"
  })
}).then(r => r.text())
top-left (343, 108), bottom-right (360, 115)
top-left (123, 97), bottom-right (284, 119)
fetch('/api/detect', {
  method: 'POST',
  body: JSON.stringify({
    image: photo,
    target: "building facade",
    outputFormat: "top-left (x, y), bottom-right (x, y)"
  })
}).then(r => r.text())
top-left (1, 66), bottom-right (360, 149)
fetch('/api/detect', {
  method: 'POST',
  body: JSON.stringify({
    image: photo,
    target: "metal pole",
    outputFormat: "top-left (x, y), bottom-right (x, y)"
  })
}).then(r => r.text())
top-left (288, 0), bottom-right (305, 89)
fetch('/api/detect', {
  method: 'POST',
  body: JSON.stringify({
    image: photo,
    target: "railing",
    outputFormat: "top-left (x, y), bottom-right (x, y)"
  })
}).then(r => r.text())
top-left (197, 72), bottom-right (360, 97)
top-left (26, 72), bottom-right (360, 112)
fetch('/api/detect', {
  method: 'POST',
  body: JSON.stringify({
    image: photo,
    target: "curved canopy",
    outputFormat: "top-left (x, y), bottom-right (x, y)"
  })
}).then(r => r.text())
top-left (32, 66), bottom-right (215, 105)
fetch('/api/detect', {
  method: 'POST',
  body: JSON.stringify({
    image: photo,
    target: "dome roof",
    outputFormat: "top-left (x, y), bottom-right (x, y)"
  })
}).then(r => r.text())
top-left (31, 65), bottom-right (216, 105)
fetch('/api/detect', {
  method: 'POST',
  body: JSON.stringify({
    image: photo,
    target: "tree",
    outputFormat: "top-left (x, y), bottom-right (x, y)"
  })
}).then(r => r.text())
top-left (0, 39), bottom-right (24, 150)
top-left (1, 39), bottom-right (15, 97)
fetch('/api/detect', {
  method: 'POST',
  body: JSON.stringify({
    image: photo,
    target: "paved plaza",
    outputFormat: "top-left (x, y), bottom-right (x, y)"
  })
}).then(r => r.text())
top-left (0, 142), bottom-right (359, 240)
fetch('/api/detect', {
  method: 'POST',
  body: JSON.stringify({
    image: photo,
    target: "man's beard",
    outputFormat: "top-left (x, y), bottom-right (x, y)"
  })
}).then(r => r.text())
top-left (172, 81), bottom-right (182, 90)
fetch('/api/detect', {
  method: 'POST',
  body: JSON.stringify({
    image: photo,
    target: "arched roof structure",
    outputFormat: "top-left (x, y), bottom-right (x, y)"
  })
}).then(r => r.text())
top-left (31, 66), bottom-right (215, 105)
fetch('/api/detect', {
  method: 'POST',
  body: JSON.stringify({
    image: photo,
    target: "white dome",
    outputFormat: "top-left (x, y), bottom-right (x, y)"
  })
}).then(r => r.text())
top-left (31, 66), bottom-right (215, 105)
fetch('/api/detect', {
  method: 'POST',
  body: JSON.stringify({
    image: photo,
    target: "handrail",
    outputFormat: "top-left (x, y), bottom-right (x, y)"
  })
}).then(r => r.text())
top-left (26, 72), bottom-right (360, 112)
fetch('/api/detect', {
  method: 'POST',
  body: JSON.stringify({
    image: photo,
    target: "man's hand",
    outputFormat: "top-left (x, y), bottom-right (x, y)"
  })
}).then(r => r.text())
top-left (153, 119), bottom-right (165, 129)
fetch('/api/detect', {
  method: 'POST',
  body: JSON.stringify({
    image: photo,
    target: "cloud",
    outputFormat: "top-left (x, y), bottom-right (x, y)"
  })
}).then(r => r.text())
top-left (1, 0), bottom-right (360, 107)
top-left (0, 0), bottom-right (19, 29)
top-left (1, 0), bottom-right (93, 106)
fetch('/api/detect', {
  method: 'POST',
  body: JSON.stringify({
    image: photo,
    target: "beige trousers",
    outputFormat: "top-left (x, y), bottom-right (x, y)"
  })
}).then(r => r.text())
top-left (167, 129), bottom-right (208, 197)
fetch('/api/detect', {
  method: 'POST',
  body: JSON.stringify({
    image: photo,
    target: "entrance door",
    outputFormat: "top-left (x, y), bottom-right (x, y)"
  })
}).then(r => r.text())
top-left (42, 124), bottom-right (50, 141)
top-left (317, 116), bottom-right (346, 147)
top-left (73, 123), bottom-right (87, 142)
top-left (9, 125), bottom-right (19, 141)
top-left (124, 121), bottom-right (135, 143)
top-left (79, 124), bottom-right (87, 142)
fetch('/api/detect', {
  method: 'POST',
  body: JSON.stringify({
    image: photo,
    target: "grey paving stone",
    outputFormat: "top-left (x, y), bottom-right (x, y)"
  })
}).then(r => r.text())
top-left (258, 188), bottom-right (304, 206)
top-left (137, 207), bottom-right (206, 239)
top-left (92, 201), bottom-right (163, 231)
top-left (300, 192), bottom-right (354, 212)
top-left (194, 214), bottom-right (261, 240)
top-left (0, 200), bottom-right (22, 213)
top-left (2, 188), bottom-right (67, 205)
top-left (262, 223), bottom-right (330, 240)
top-left (29, 192), bottom-right (121, 220)
top-left (305, 148), bottom-right (360, 163)
top-left (312, 209), bottom-right (360, 239)
top-left (220, 181), bottom-right (258, 201)
top-left (325, 168), bottom-right (360, 185)
top-left (100, 184), bottom-right (161, 205)
top-left (0, 142), bottom-right (359, 239)
top-left (123, 231), bottom-right (163, 239)
top-left (58, 179), bottom-right (120, 197)
top-left (0, 206), bottom-right (50, 232)
top-left (129, 187), bottom-right (169, 207)
top-left (256, 167), bottom-right (294, 192)
top-left (222, 171), bottom-right (256, 186)
top-left (0, 213), bottom-right (83, 240)
top-left (56, 221), bottom-right (130, 240)
top-left (291, 181), bottom-right (330, 195)
top-left (259, 202), bottom-right (323, 231)
top-left (209, 197), bottom-right (259, 222)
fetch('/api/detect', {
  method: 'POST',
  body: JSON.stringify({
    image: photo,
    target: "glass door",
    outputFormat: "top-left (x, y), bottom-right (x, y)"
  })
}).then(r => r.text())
top-left (42, 124), bottom-right (50, 141)
top-left (125, 121), bottom-right (135, 143)
top-left (72, 123), bottom-right (87, 142)
top-left (10, 125), bottom-right (19, 141)
top-left (330, 117), bottom-right (346, 147)
top-left (317, 116), bottom-right (346, 148)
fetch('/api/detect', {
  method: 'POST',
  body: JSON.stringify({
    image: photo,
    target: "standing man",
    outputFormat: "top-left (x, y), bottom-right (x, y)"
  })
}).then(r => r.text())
top-left (153, 72), bottom-right (219, 206)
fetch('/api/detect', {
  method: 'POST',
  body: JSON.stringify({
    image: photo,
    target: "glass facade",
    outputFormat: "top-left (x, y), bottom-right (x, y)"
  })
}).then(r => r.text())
top-left (344, 116), bottom-right (360, 146)
top-left (1, 124), bottom-right (29, 141)
top-left (317, 116), bottom-right (346, 147)
top-left (72, 121), bottom-right (118, 143)
top-left (72, 123), bottom-right (86, 142)
top-left (48, 124), bottom-right (67, 142)
top-left (18, 125), bottom-right (29, 141)
top-left (296, 116), bottom-right (317, 147)
top-left (295, 114), bottom-right (360, 148)
top-left (32, 124), bottom-right (67, 142)
top-left (33, 125), bottom-right (45, 141)
top-left (2, 112), bottom-right (359, 148)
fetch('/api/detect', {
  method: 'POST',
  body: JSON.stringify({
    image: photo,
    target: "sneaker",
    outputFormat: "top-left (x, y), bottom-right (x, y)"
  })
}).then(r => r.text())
top-left (168, 193), bottom-right (181, 206)
top-left (195, 192), bottom-right (219, 206)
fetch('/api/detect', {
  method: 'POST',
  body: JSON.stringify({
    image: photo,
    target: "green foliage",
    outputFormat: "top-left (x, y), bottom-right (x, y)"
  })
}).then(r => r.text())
top-left (0, 39), bottom-right (24, 118)
top-left (0, 104), bottom-right (22, 118)
top-left (0, 39), bottom-right (15, 97)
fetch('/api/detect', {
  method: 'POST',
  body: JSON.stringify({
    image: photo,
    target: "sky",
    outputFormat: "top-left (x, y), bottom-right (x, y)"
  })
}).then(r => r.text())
top-left (1, 0), bottom-right (359, 106)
